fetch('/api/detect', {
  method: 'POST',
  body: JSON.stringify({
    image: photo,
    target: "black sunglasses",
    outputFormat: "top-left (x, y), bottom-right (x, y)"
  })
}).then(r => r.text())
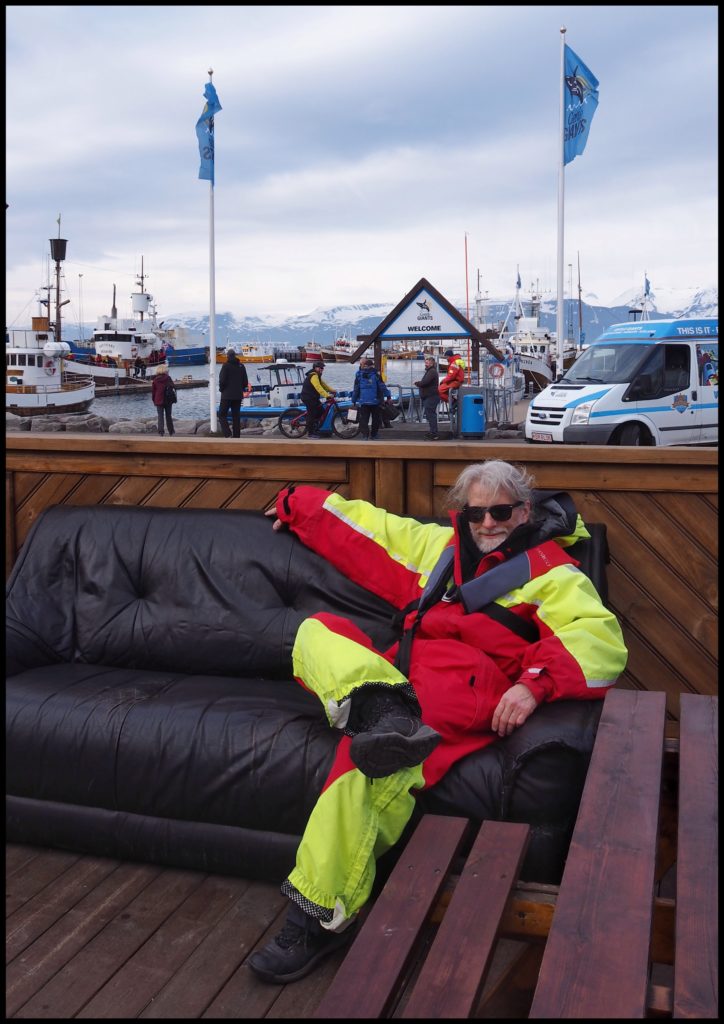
top-left (463, 501), bottom-right (524, 523)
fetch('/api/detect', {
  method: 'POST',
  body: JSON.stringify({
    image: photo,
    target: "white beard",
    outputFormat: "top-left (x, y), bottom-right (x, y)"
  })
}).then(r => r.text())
top-left (471, 530), bottom-right (507, 554)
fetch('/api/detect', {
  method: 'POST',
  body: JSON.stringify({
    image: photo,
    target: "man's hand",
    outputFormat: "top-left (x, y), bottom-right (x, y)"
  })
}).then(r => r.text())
top-left (264, 506), bottom-right (284, 532)
top-left (491, 683), bottom-right (537, 737)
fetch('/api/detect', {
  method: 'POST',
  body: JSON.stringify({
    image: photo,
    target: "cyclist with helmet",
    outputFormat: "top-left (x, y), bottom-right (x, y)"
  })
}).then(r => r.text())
top-left (301, 361), bottom-right (336, 438)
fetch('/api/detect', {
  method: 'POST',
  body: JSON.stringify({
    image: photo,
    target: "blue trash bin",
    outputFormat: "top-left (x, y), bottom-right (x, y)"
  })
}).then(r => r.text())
top-left (460, 394), bottom-right (486, 438)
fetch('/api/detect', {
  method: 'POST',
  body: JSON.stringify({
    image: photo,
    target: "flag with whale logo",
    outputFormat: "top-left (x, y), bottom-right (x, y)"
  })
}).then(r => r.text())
top-left (196, 81), bottom-right (222, 184)
top-left (563, 44), bottom-right (599, 165)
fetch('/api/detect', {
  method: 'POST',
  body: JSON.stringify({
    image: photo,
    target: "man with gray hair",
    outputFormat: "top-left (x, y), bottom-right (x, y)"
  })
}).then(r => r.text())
top-left (250, 459), bottom-right (628, 984)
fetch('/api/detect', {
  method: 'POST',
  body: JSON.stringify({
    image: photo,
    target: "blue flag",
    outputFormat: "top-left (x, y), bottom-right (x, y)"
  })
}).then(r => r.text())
top-left (196, 82), bottom-right (222, 185)
top-left (644, 275), bottom-right (651, 297)
top-left (563, 44), bottom-right (599, 166)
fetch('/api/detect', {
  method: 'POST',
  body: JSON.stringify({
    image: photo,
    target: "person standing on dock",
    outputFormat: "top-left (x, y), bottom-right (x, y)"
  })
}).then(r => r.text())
top-left (218, 349), bottom-right (249, 438)
top-left (352, 357), bottom-right (391, 440)
top-left (151, 365), bottom-right (176, 437)
top-left (414, 354), bottom-right (440, 439)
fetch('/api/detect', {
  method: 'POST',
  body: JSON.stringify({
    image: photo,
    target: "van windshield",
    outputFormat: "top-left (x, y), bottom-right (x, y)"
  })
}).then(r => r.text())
top-left (560, 343), bottom-right (655, 384)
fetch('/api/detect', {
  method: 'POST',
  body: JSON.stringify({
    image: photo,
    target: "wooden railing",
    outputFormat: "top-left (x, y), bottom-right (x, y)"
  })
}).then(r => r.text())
top-left (5, 435), bottom-right (718, 719)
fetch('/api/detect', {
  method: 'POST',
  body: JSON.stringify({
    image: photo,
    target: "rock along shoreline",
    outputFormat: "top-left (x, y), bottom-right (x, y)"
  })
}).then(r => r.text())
top-left (6, 410), bottom-right (526, 441)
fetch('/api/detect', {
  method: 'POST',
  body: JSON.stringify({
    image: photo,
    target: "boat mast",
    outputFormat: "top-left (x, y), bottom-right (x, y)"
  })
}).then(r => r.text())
top-left (136, 257), bottom-right (146, 322)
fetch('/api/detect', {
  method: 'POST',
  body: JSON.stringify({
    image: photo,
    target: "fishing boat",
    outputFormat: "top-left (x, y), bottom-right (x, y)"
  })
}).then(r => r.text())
top-left (240, 358), bottom-right (307, 409)
top-left (319, 335), bottom-right (356, 363)
top-left (302, 343), bottom-right (324, 363)
top-left (6, 320), bottom-right (96, 417)
top-left (6, 234), bottom-right (95, 416)
top-left (155, 323), bottom-right (208, 366)
top-left (63, 259), bottom-right (169, 387)
top-left (497, 274), bottom-right (578, 393)
top-left (215, 342), bottom-right (274, 365)
top-left (387, 342), bottom-right (425, 359)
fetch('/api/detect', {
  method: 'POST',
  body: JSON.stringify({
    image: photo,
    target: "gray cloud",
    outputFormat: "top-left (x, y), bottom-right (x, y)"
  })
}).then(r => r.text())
top-left (6, 5), bottom-right (717, 323)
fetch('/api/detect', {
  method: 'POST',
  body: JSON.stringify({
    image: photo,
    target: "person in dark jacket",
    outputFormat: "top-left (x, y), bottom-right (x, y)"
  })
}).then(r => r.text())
top-left (300, 361), bottom-right (336, 437)
top-left (218, 349), bottom-right (249, 438)
top-left (352, 357), bottom-right (391, 440)
top-left (414, 355), bottom-right (440, 439)
top-left (151, 365), bottom-right (175, 436)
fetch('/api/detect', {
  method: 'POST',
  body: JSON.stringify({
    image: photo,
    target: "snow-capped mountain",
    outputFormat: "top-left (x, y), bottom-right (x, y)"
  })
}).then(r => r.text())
top-left (70, 286), bottom-right (717, 347)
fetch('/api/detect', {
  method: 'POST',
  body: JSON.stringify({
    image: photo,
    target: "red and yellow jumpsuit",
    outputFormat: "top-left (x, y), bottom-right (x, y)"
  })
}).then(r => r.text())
top-left (274, 486), bottom-right (628, 930)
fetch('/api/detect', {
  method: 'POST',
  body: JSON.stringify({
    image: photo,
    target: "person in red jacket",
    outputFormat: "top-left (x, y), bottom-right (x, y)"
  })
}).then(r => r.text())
top-left (151, 365), bottom-right (175, 436)
top-left (247, 459), bottom-right (627, 984)
top-left (438, 350), bottom-right (465, 435)
top-left (438, 349), bottom-right (465, 402)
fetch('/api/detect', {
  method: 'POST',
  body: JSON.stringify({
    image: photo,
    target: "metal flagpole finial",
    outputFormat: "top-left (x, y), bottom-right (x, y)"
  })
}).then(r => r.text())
top-left (560, 26), bottom-right (566, 34)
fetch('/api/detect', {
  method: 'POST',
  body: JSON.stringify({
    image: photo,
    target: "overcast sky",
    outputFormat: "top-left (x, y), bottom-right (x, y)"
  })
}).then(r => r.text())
top-left (6, 5), bottom-right (718, 327)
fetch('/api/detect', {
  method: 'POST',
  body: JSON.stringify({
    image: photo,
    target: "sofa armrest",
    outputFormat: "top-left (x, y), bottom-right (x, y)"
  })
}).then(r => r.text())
top-left (419, 699), bottom-right (603, 823)
top-left (498, 698), bottom-right (603, 819)
top-left (6, 618), bottom-right (63, 677)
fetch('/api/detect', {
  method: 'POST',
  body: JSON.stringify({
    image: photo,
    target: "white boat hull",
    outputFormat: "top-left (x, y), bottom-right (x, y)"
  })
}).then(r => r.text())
top-left (64, 358), bottom-right (168, 386)
top-left (6, 374), bottom-right (95, 416)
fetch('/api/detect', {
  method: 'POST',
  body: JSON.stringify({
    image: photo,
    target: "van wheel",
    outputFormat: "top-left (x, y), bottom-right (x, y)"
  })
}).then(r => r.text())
top-left (615, 422), bottom-right (652, 446)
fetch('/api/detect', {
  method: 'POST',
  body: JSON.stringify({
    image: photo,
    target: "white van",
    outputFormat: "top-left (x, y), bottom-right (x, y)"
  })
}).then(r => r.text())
top-left (525, 318), bottom-right (718, 446)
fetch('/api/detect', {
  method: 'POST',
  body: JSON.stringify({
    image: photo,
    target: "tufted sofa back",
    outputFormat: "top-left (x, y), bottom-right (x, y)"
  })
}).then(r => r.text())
top-left (6, 505), bottom-right (401, 678)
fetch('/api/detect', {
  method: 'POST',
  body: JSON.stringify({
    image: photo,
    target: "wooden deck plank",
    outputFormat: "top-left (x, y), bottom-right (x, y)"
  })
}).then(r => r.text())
top-left (529, 688), bottom-right (667, 1019)
top-left (138, 879), bottom-right (288, 1019)
top-left (6, 854), bottom-right (121, 964)
top-left (313, 815), bottom-right (469, 1019)
top-left (6, 848), bottom-right (82, 916)
top-left (401, 821), bottom-right (529, 1018)
top-left (9, 864), bottom-right (191, 1018)
top-left (75, 874), bottom-right (253, 1018)
top-left (5, 844), bottom-right (43, 876)
top-left (673, 694), bottom-right (718, 1019)
top-left (199, 904), bottom-right (290, 1020)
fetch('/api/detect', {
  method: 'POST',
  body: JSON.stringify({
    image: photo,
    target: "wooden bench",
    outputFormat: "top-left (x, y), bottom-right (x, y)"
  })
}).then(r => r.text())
top-left (314, 689), bottom-right (718, 1019)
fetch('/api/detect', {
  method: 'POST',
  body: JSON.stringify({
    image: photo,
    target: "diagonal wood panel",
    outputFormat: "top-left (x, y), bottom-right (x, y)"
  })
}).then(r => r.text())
top-left (6, 441), bottom-right (718, 715)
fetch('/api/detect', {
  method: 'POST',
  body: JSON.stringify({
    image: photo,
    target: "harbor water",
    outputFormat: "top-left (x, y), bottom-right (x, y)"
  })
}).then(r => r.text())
top-left (89, 359), bottom-right (431, 422)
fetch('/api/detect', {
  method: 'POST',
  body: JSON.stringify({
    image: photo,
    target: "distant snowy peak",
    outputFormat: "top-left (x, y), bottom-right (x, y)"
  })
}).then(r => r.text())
top-left (154, 285), bottom-right (717, 347)
top-left (608, 285), bottom-right (718, 318)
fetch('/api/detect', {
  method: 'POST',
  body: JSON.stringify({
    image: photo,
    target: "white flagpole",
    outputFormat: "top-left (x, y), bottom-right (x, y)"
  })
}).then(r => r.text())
top-left (556, 26), bottom-right (566, 378)
top-left (207, 69), bottom-right (218, 432)
top-left (209, 176), bottom-right (218, 431)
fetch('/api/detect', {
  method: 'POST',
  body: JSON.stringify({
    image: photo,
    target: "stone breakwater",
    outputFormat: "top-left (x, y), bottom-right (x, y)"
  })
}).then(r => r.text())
top-left (6, 410), bottom-right (525, 440)
top-left (5, 411), bottom-right (276, 436)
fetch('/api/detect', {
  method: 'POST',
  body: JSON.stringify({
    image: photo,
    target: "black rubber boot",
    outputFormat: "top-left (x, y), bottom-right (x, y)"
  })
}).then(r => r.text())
top-left (348, 687), bottom-right (440, 778)
top-left (247, 904), bottom-right (355, 984)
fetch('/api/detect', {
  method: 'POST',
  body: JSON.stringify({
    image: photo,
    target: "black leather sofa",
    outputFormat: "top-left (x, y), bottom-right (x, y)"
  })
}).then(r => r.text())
top-left (6, 504), bottom-right (606, 885)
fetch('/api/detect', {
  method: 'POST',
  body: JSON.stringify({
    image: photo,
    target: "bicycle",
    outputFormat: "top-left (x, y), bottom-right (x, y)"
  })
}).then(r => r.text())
top-left (277, 394), bottom-right (360, 439)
